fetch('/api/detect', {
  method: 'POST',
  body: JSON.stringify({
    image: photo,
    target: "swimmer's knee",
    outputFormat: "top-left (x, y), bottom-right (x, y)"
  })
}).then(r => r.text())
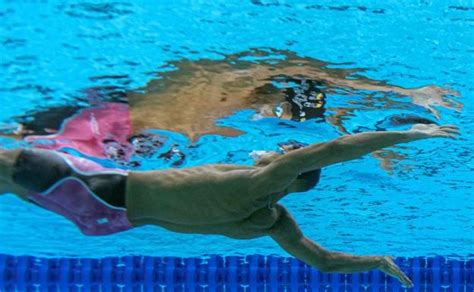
top-left (267, 205), bottom-right (303, 241)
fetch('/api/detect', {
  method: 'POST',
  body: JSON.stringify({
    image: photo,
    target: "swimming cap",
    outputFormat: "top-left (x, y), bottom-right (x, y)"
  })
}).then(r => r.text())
top-left (282, 79), bottom-right (326, 121)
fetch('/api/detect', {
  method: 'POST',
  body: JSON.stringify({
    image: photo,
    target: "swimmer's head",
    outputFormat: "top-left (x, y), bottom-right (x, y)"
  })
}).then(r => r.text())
top-left (252, 78), bottom-right (326, 122)
top-left (277, 79), bottom-right (326, 122)
top-left (254, 78), bottom-right (326, 122)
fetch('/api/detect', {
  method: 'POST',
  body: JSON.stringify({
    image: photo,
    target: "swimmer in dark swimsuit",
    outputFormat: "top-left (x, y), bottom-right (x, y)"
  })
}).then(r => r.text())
top-left (11, 149), bottom-right (127, 207)
top-left (0, 123), bottom-right (460, 287)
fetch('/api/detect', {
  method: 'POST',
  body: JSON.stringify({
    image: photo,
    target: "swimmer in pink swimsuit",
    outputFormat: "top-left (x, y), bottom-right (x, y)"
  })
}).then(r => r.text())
top-left (26, 102), bottom-right (135, 162)
top-left (4, 102), bottom-right (185, 167)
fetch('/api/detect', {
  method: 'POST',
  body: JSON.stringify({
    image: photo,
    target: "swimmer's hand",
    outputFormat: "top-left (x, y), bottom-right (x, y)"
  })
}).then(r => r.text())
top-left (408, 124), bottom-right (460, 140)
top-left (378, 256), bottom-right (414, 288)
top-left (408, 86), bottom-right (462, 119)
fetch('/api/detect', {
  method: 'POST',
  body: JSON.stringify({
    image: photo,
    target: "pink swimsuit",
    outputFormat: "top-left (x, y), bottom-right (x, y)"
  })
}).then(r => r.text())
top-left (27, 154), bottom-right (133, 236)
top-left (25, 102), bottom-right (134, 161)
top-left (22, 101), bottom-right (184, 167)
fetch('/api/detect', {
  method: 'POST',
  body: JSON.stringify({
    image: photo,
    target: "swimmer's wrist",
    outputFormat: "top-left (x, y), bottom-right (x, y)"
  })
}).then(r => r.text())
top-left (404, 129), bottom-right (429, 141)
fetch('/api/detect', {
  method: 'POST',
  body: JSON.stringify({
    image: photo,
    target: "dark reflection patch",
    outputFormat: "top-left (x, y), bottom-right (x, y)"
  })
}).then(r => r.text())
top-left (59, 2), bottom-right (134, 20)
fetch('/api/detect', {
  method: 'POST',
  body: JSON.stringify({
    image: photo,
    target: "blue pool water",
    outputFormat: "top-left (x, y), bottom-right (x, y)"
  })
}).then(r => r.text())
top-left (0, 0), bottom-right (473, 267)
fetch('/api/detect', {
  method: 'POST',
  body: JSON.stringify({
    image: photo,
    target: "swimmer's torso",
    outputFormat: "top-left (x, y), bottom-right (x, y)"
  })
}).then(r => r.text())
top-left (1, 149), bottom-right (294, 238)
top-left (125, 164), bottom-right (272, 226)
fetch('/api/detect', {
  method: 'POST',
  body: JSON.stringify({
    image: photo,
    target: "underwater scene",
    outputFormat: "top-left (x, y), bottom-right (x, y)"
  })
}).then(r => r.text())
top-left (0, 1), bottom-right (472, 291)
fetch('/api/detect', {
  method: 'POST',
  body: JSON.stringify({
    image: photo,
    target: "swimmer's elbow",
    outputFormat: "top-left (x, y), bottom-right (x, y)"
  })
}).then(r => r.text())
top-left (268, 205), bottom-right (303, 242)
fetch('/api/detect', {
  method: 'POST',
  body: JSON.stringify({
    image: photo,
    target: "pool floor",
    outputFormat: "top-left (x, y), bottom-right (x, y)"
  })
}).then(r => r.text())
top-left (1, 254), bottom-right (472, 291)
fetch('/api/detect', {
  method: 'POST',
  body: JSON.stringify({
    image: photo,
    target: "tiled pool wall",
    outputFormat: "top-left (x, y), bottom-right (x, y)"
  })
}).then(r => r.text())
top-left (1, 254), bottom-right (473, 291)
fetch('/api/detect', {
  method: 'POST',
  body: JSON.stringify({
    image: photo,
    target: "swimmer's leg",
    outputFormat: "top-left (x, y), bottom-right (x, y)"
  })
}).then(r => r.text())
top-left (268, 204), bottom-right (413, 287)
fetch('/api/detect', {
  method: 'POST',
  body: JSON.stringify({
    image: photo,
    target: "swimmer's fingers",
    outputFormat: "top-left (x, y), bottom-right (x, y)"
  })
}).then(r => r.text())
top-left (439, 125), bottom-right (461, 137)
top-left (429, 85), bottom-right (460, 98)
top-left (426, 105), bottom-right (441, 120)
top-left (439, 125), bottom-right (460, 134)
top-left (440, 96), bottom-right (463, 111)
top-left (379, 257), bottom-right (414, 288)
top-left (411, 124), bottom-right (460, 139)
top-left (444, 134), bottom-right (457, 139)
top-left (439, 124), bottom-right (459, 129)
top-left (449, 99), bottom-right (463, 110)
top-left (440, 86), bottom-right (461, 98)
top-left (433, 131), bottom-right (458, 139)
top-left (423, 104), bottom-right (441, 120)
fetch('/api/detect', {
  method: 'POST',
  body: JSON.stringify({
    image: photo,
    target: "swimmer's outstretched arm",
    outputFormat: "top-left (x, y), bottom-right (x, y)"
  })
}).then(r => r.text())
top-left (265, 124), bottom-right (459, 175)
top-left (269, 204), bottom-right (414, 287)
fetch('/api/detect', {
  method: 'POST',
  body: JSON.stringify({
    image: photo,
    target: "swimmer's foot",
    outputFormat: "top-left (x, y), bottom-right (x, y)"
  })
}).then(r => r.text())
top-left (378, 256), bottom-right (414, 288)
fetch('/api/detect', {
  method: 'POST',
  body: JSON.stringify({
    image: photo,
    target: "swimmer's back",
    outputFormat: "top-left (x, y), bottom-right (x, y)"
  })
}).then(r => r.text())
top-left (125, 165), bottom-right (259, 225)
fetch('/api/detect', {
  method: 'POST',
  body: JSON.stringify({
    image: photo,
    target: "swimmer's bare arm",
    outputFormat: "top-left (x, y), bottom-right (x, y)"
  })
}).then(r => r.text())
top-left (325, 75), bottom-right (461, 118)
top-left (322, 73), bottom-right (409, 96)
top-left (273, 61), bottom-right (459, 101)
top-left (278, 64), bottom-right (461, 117)
top-left (268, 124), bottom-right (459, 174)
top-left (309, 67), bottom-right (460, 102)
top-left (269, 205), bottom-right (413, 287)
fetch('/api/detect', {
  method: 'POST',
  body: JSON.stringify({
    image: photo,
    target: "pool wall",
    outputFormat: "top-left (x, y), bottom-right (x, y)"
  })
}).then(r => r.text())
top-left (1, 254), bottom-right (472, 291)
